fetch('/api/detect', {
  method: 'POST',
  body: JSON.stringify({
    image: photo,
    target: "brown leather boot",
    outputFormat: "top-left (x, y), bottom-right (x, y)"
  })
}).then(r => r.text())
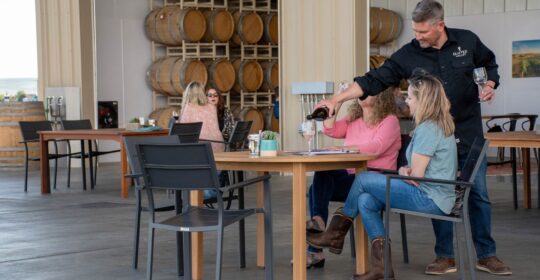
top-left (306, 208), bottom-right (352, 254)
top-left (352, 237), bottom-right (395, 280)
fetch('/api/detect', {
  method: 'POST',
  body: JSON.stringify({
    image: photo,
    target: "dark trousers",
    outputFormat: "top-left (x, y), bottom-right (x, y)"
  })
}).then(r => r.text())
top-left (308, 169), bottom-right (355, 253)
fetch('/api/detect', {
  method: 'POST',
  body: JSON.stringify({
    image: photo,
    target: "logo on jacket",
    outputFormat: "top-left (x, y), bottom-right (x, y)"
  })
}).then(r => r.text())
top-left (453, 46), bottom-right (468, 58)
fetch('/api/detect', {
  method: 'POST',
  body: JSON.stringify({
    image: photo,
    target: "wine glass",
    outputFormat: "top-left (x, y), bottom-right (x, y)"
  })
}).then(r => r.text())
top-left (473, 67), bottom-right (488, 103)
top-left (300, 120), bottom-right (316, 154)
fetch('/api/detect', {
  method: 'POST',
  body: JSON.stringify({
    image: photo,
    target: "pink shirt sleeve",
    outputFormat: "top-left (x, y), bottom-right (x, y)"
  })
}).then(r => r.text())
top-left (322, 118), bottom-right (348, 139)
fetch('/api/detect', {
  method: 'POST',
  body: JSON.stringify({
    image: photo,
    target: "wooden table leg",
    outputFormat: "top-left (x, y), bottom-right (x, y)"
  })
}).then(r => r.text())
top-left (355, 218), bottom-right (369, 274)
top-left (522, 148), bottom-right (531, 209)
top-left (191, 190), bottom-right (204, 280)
top-left (256, 171), bottom-right (265, 268)
top-left (120, 142), bottom-right (129, 198)
top-left (40, 135), bottom-right (50, 194)
top-left (292, 163), bottom-right (307, 280)
top-left (354, 164), bottom-right (369, 274)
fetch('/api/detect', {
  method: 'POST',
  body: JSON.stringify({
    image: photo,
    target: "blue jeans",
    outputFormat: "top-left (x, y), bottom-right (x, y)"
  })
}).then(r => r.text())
top-left (432, 157), bottom-right (496, 259)
top-left (342, 172), bottom-right (445, 241)
top-left (308, 169), bottom-right (355, 253)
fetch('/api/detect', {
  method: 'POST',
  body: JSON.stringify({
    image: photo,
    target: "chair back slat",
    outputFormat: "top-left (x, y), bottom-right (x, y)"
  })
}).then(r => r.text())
top-left (169, 122), bottom-right (202, 143)
top-left (457, 138), bottom-right (489, 183)
top-left (124, 135), bottom-right (181, 175)
top-left (451, 137), bottom-right (489, 216)
top-left (19, 121), bottom-right (53, 141)
top-left (138, 142), bottom-right (220, 191)
top-left (227, 121), bottom-right (252, 151)
top-left (61, 119), bottom-right (93, 130)
top-left (397, 134), bottom-right (411, 169)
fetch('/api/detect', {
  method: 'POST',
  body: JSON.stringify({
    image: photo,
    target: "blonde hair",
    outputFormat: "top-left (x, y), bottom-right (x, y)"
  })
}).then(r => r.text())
top-left (348, 86), bottom-right (397, 126)
top-left (181, 81), bottom-right (207, 115)
top-left (408, 74), bottom-right (454, 136)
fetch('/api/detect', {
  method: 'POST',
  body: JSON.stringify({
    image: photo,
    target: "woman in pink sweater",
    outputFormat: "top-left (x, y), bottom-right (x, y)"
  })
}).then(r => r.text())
top-left (180, 81), bottom-right (225, 153)
top-left (306, 86), bottom-right (401, 268)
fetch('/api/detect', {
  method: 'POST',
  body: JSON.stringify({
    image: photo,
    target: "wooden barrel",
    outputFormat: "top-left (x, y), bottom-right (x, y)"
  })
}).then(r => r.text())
top-left (237, 107), bottom-right (264, 134)
top-left (369, 55), bottom-right (387, 69)
top-left (147, 57), bottom-right (207, 96)
top-left (202, 9), bottom-right (234, 42)
top-left (205, 59), bottom-right (236, 92)
top-left (370, 7), bottom-right (402, 44)
top-left (144, 8), bottom-right (161, 42)
top-left (231, 11), bottom-right (263, 46)
top-left (149, 106), bottom-right (181, 129)
top-left (146, 6), bottom-right (206, 45)
top-left (232, 59), bottom-right (263, 92)
top-left (259, 61), bottom-right (279, 91)
top-left (0, 102), bottom-right (45, 171)
top-left (260, 13), bottom-right (278, 44)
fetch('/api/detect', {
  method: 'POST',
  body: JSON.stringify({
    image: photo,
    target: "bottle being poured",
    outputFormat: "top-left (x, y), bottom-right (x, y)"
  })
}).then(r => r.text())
top-left (305, 81), bottom-right (349, 121)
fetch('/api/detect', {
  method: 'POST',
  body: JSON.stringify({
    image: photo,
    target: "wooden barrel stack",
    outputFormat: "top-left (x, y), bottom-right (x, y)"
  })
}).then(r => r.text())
top-left (145, 1), bottom-right (279, 132)
top-left (0, 102), bottom-right (45, 171)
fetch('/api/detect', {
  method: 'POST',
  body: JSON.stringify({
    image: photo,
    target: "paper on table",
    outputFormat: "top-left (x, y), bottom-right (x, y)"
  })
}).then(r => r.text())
top-left (284, 148), bottom-right (359, 156)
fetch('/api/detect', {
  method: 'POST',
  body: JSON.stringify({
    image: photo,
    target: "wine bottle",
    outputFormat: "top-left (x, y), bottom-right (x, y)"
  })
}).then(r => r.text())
top-left (306, 106), bottom-right (329, 121)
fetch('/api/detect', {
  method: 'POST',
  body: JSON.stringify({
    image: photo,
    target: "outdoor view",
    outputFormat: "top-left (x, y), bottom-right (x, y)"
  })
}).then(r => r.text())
top-left (0, 0), bottom-right (38, 101)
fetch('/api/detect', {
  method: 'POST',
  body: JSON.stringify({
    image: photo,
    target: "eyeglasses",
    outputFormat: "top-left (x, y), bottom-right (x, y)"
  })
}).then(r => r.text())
top-left (207, 93), bottom-right (219, 98)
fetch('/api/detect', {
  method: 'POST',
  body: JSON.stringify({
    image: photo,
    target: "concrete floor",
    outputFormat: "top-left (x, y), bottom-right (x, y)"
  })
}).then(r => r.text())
top-left (0, 163), bottom-right (539, 280)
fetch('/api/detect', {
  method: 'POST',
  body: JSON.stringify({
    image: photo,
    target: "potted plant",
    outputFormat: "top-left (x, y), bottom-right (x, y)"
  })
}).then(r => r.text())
top-left (125, 117), bottom-right (141, 131)
top-left (260, 130), bottom-right (279, 157)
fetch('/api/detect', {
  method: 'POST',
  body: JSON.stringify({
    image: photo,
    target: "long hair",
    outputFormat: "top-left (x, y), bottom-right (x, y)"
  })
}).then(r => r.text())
top-left (348, 86), bottom-right (397, 126)
top-left (208, 88), bottom-right (226, 120)
top-left (408, 74), bottom-right (454, 136)
top-left (181, 81), bottom-right (207, 115)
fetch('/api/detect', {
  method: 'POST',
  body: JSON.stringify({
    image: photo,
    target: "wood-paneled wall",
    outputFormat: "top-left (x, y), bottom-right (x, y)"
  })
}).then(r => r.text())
top-left (280, 0), bottom-right (369, 150)
top-left (36, 0), bottom-right (95, 121)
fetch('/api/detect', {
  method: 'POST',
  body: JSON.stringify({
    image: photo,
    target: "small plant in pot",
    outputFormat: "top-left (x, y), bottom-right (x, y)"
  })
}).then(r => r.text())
top-left (126, 117), bottom-right (141, 130)
top-left (260, 130), bottom-right (279, 157)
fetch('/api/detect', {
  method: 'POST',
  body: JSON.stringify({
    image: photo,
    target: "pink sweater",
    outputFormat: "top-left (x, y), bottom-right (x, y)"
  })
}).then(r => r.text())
top-left (180, 103), bottom-right (225, 152)
top-left (323, 115), bottom-right (401, 173)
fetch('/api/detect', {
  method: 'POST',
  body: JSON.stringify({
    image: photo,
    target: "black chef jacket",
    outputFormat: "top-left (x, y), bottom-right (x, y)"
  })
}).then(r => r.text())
top-left (355, 27), bottom-right (499, 157)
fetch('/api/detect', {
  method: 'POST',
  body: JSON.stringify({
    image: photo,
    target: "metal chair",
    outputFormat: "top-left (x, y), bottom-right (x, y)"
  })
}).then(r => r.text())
top-left (168, 122), bottom-right (202, 143)
top-left (202, 120), bottom-right (253, 267)
top-left (18, 121), bottom-right (73, 192)
top-left (383, 137), bottom-right (489, 280)
top-left (137, 142), bottom-right (273, 280)
top-left (124, 135), bottom-right (181, 270)
top-left (128, 121), bottom-right (253, 270)
top-left (61, 119), bottom-right (120, 189)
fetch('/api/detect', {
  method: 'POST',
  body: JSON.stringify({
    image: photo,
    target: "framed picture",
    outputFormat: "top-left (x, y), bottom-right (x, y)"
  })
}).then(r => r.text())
top-left (512, 39), bottom-right (540, 78)
top-left (98, 101), bottom-right (118, 128)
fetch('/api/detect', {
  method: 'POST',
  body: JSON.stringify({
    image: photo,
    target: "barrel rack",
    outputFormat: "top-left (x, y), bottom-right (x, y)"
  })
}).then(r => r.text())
top-left (147, 0), bottom-right (279, 133)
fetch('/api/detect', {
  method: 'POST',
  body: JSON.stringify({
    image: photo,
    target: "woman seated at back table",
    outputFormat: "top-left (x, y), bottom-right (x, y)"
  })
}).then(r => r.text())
top-left (207, 88), bottom-right (235, 142)
top-left (180, 81), bottom-right (225, 153)
top-left (304, 86), bottom-right (401, 268)
top-left (307, 73), bottom-right (458, 280)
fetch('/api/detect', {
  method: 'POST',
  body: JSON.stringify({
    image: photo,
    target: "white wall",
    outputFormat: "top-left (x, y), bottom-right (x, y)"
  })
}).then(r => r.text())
top-left (94, 0), bottom-right (152, 162)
